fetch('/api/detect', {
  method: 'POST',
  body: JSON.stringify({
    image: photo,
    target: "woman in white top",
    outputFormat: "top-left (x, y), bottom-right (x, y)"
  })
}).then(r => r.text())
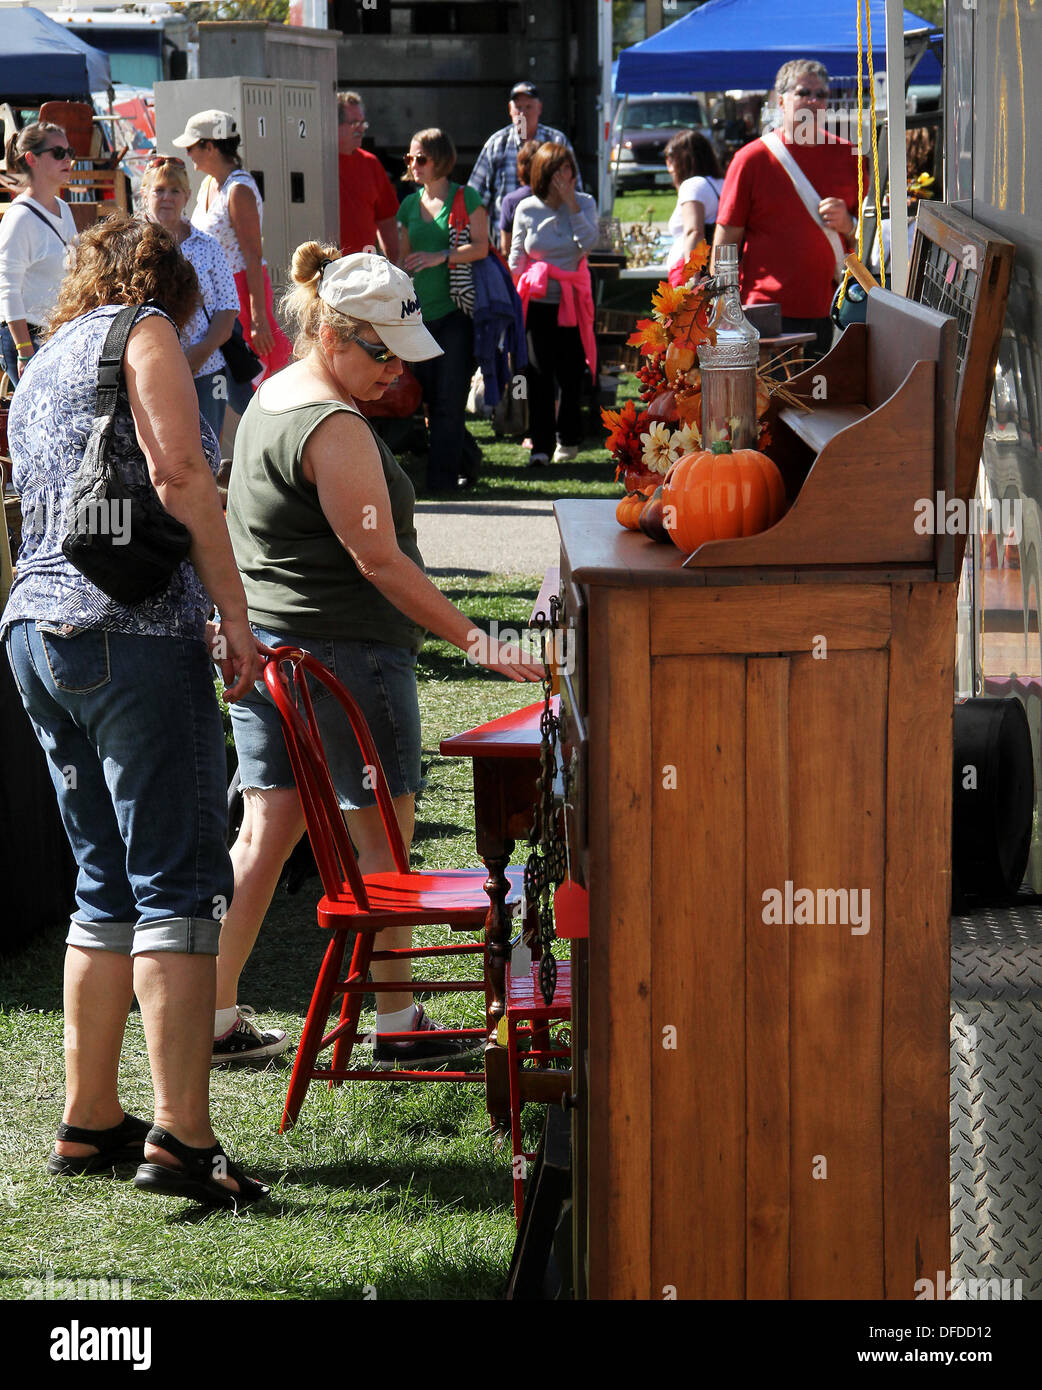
top-left (139, 155), bottom-right (239, 441)
top-left (664, 130), bottom-right (724, 272)
top-left (172, 109), bottom-right (292, 407)
top-left (0, 123), bottom-right (78, 384)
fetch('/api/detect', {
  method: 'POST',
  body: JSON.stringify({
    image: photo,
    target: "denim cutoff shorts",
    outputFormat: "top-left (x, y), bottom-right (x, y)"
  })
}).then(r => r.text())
top-left (230, 624), bottom-right (426, 811)
top-left (5, 620), bottom-right (232, 956)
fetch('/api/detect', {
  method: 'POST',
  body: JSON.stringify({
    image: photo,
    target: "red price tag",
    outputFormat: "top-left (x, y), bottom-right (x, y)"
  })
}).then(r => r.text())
top-left (554, 880), bottom-right (589, 938)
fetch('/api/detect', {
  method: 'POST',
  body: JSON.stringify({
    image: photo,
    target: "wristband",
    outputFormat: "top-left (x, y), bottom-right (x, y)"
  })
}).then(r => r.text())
top-left (14, 340), bottom-right (31, 352)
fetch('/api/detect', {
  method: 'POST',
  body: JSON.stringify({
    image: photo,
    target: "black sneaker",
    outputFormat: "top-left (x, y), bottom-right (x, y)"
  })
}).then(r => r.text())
top-left (211, 1005), bottom-right (292, 1068)
top-left (372, 1004), bottom-right (485, 1070)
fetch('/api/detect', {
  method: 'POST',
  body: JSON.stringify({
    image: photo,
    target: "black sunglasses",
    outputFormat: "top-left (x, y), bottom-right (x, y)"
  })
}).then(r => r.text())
top-left (38, 144), bottom-right (74, 161)
top-left (349, 332), bottom-right (398, 363)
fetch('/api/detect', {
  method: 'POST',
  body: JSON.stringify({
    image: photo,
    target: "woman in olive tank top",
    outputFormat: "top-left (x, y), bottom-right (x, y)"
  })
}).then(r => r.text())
top-left (218, 245), bottom-right (542, 1069)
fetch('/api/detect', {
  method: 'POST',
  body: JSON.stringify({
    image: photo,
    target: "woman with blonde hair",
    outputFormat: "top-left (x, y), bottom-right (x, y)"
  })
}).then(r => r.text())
top-left (216, 242), bottom-right (540, 1067)
top-left (0, 122), bottom-right (78, 383)
top-left (139, 153), bottom-right (238, 439)
top-left (2, 215), bottom-right (267, 1207)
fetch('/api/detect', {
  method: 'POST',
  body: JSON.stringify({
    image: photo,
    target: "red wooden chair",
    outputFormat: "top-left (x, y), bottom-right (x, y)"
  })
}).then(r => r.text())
top-left (262, 646), bottom-right (524, 1132)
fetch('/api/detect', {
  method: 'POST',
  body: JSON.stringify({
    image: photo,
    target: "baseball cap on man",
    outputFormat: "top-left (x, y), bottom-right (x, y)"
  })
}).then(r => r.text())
top-left (172, 110), bottom-right (239, 147)
top-left (318, 253), bottom-right (443, 362)
top-left (510, 81), bottom-right (540, 100)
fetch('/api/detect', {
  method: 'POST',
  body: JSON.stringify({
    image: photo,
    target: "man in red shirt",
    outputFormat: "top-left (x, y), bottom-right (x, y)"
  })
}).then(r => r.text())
top-left (713, 61), bottom-right (868, 359)
top-left (337, 91), bottom-right (400, 259)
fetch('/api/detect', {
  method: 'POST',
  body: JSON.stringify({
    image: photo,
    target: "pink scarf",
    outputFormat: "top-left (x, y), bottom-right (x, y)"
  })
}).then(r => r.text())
top-left (515, 259), bottom-right (597, 377)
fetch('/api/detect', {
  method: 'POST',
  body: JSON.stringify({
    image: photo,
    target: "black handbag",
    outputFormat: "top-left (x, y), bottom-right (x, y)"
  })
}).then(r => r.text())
top-left (221, 317), bottom-right (263, 383)
top-left (61, 305), bottom-right (192, 605)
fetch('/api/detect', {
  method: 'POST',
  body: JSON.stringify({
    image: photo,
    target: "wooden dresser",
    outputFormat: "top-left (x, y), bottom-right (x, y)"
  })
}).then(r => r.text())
top-left (555, 499), bottom-right (954, 1299)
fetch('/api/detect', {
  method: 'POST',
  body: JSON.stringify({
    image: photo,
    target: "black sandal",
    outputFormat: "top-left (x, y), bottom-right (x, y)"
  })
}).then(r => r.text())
top-left (46, 1112), bottom-right (152, 1176)
top-left (133, 1126), bottom-right (269, 1210)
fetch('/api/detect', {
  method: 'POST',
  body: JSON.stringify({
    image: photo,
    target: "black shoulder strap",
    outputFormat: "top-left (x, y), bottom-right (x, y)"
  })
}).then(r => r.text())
top-left (95, 306), bottom-right (145, 427)
top-left (17, 200), bottom-right (68, 248)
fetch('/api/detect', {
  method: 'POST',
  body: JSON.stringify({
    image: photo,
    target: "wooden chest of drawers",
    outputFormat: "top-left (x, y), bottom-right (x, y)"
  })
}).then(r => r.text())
top-left (555, 499), bottom-right (953, 1301)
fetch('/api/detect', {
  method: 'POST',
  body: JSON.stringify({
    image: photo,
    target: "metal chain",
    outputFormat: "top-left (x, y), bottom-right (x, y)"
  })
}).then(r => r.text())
top-left (524, 595), bottom-right (564, 1005)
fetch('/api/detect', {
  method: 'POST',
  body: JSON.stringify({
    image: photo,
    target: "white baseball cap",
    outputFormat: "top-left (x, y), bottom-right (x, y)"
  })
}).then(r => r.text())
top-left (317, 253), bottom-right (443, 362)
top-left (171, 109), bottom-right (239, 147)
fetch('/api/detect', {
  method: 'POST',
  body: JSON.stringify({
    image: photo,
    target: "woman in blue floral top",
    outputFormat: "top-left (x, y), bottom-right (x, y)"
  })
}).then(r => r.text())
top-left (1, 215), bottom-right (268, 1209)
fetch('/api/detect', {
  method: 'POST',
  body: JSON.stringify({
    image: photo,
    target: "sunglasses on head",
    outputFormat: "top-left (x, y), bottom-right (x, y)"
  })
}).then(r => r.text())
top-left (38, 144), bottom-right (74, 161)
top-left (148, 154), bottom-right (186, 169)
top-left (791, 86), bottom-right (829, 99)
top-left (349, 332), bottom-right (398, 364)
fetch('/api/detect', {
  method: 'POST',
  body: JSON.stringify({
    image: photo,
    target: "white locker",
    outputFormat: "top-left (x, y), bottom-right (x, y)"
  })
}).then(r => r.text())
top-left (239, 79), bottom-right (287, 284)
top-left (281, 83), bottom-right (325, 280)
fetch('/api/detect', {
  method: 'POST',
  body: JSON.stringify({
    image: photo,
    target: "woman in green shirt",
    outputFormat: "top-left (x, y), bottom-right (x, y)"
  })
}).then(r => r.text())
top-left (397, 127), bottom-right (489, 492)
top-left (218, 244), bottom-right (540, 1068)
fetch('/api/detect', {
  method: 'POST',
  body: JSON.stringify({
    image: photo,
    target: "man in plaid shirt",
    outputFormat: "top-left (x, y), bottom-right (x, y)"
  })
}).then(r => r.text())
top-left (469, 81), bottom-right (582, 239)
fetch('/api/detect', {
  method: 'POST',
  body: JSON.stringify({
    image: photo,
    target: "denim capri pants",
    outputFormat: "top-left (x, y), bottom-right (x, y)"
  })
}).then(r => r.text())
top-left (230, 624), bottom-right (426, 811)
top-left (5, 620), bottom-right (232, 956)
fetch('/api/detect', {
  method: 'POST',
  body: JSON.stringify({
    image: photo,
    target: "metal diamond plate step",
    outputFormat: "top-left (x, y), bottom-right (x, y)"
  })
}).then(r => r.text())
top-left (951, 905), bottom-right (1042, 1299)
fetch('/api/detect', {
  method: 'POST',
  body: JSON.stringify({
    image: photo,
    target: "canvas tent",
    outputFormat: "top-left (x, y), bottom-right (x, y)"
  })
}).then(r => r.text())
top-left (614, 0), bottom-right (942, 94)
top-left (0, 6), bottom-right (111, 99)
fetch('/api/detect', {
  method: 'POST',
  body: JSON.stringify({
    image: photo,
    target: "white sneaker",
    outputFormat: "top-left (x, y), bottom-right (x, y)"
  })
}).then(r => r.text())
top-left (528, 452), bottom-right (550, 467)
top-left (552, 443), bottom-right (579, 463)
top-left (211, 1005), bottom-right (292, 1067)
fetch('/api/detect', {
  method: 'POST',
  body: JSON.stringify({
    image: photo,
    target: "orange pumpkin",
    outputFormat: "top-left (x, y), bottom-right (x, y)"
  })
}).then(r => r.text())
top-left (662, 440), bottom-right (786, 552)
top-left (616, 487), bottom-right (653, 530)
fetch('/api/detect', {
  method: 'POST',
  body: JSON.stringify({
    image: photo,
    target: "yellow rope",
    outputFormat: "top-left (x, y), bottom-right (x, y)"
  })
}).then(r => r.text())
top-left (864, 0), bottom-right (886, 288)
top-left (837, 0), bottom-right (866, 311)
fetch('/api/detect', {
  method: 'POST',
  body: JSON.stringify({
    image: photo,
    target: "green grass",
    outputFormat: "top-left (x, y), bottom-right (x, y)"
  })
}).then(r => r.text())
top-left (0, 574), bottom-right (560, 1302)
top-left (611, 189), bottom-right (676, 224)
top-left (402, 413), bottom-right (619, 502)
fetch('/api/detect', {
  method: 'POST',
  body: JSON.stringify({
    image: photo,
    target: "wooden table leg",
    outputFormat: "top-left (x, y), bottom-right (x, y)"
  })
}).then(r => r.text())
top-left (472, 757), bottom-right (540, 1132)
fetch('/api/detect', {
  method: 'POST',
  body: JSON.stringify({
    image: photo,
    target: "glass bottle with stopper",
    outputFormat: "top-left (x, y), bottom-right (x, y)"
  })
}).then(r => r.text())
top-left (698, 242), bottom-right (760, 449)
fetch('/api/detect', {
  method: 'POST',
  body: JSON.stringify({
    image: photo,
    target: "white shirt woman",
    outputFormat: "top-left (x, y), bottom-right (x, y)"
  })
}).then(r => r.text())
top-left (0, 123), bottom-right (78, 383)
top-left (667, 175), bottom-right (724, 268)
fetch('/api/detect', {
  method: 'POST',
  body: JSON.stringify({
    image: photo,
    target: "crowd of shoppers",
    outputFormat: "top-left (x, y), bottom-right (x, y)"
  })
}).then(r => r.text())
top-left (0, 59), bottom-right (858, 1202)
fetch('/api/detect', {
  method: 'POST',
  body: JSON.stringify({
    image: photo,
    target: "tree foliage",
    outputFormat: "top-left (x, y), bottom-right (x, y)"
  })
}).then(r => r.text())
top-left (171, 0), bottom-right (290, 23)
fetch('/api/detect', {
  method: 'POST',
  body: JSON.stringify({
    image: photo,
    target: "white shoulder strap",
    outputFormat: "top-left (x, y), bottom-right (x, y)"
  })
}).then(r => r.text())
top-left (761, 131), bottom-right (845, 279)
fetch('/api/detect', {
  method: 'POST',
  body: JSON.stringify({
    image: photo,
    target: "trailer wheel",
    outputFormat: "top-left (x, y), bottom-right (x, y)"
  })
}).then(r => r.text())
top-left (952, 696), bottom-right (1034, 905)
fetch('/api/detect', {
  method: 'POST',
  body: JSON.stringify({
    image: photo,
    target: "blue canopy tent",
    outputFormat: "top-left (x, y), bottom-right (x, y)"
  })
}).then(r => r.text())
top-left (0, 6), bottom-right (111, 98)
top-left (615, 0), bottom-right (941, 94)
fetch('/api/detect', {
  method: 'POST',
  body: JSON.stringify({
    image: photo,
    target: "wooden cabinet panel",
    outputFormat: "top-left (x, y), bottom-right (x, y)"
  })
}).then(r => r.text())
top-left (882, 584), bottom-right (954, 1297)
top-left (651, 655), bottom-right (747, 1299)
top-left (587, 587), bottom-right (653, 1300)
top-left (651, 586), bottom-right (893, 657)
top-left (787, 649), bottom-right (888, 1298)
top-left (745, 657), bottom-right (792, 1299)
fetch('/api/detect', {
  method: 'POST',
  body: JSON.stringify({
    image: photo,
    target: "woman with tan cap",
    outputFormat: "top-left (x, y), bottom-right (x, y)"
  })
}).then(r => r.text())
top-left (214, 245), bottom-right (541, 1068)
top-left (172, 109), bottom-right (292, 397)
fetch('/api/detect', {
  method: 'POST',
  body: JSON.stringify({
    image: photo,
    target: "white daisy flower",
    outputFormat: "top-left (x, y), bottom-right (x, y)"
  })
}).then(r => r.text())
top-left (641, 421), bottom-right (681, 475)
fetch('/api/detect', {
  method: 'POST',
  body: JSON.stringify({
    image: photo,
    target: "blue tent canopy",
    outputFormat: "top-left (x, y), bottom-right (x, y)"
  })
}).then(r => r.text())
top-left (615, 0), bottom-right (942, 95)
top-left (0, 7), bottom-right (111, 99)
